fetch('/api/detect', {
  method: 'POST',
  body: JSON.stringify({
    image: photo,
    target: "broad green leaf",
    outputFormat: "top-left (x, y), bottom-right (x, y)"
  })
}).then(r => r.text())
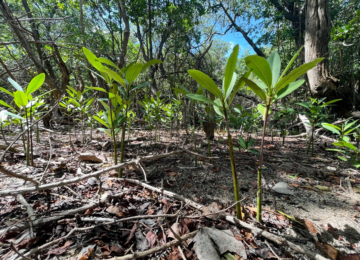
top-left (99, 100), bottom-right (110, 110)
top-left (142, 59), bottom-right (163, 71)
top-left (83, 47), bottom-right (103, 72)
top-left (343, 142), bottom-right (357, 151)
top-left (85, 87), bottom-right (108, 93)
top-left (26, 73), bottom-right (45, 94)
top-left (238, 135), bottom-right (246, 149)
top-left (315, 185), bottom-right (331, 191)
top-left (8, 78), bottom-right (23, 92)
top-left (249, 149), bottom-right (260, 155)
top-left (97, 57), bottom-right (118, 70)
top-left (338, 156), bottom-right (348, 161)
top-left (188, 70), bottom-right (222, 99)
top-left (67, 85), bottom-right (77, 94)
top-left (279, 46), bottom-right (303, 80)
top-left (267, 52), bottom-right (281, 86)
top-left (224, 72), bottom-right (237, 100)
top-left (296, 102), bottom-right (310, 109)
top-left (274, 79), bottom-right (305, 100)
top-left (224, 44), bottom-right (239, 96)
top-left (321, 123), bottom-right (341, 134)
top-left (0, 100), bottom-right (15, 110)
top-left (257, 104), bottom-right (271, 119)
top-left (97, 128), bottom-right (112, 137)
top-left (196, 86), bottom-right (204, 95)
top-left (126, 63), bottom-right (143, 85)
top-left (245, 55), bottom-right (272, 88)
top-left (276, 58), bottom-right (324, 93)
top-left (0, 87), bottom-right (14, 97)
top-left (102, 67), bottom-right (126, 87)
top-left (242, 77), bottom-right (266, 102)
top-left (186, 94), bottom-right (221, 107)
top-left (120, 61), bottom-right (136, 75)
top-left (66, 89), bottom-right (74, 97)
top-left (229, 71), bottom-right (251, 105)
top-left (14, 91), bottom-right (28, 107)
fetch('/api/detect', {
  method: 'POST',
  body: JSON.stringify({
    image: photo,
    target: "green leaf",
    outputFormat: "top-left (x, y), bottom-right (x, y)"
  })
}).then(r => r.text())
top-left (224, 44), bottom-right (239, 96)
top-left (126, 63), bottom-right (143, 85)
top-left (242, 77), bottom-right (266, 102)
top-left (102, 67), bottom-right (126, 87)
top-left (26, 73), bottom-right (45, 94)
top-left (224, 72), bottom-right (237, 100)
top-left (321, 123), bottom-right (341, 135)
top-left (67, 85), bottom-right (77, 94)
top-left (279, 46), bottom-right (303, 81)
top-left (343, 142), bottom-right (357, 151)
top-left (97, 57), bottom-right (118, 70)
top-left (14, 91), bottom-right (28, 107)
top-left (93, 115), bottom-right (109, 128)
top-left (338, 156), bottom-right (348, 161)
top-left (275, 79), bottom-right (305, 100)
top-left (276, 58), bottom-right (324, 93)
top-left (249, 149), bottom-right (260, 155)
top-left (188, 70), bottom-right (222, 99)
top-left (86, 97), bottom-right (95, 107)
top-left (8, 78), bottom-right (23, 92)
top-left (83, 47), bottom-right (103, 72)
top-left (229, 71), bottom-right (251, 105)
top-left (238, 135), bottom-right (246, 149)
top-left (172, 88), bottom-right (188, 95)
top-left (186, 94), bottom-right (221, 108)
top-left (257, 104), bottom-right (271, 119)
top-left (267, 52), bottom-right (281, 86)
top-left (245, 55), bottom-right (272, 88)
top-left (0, 100), bottom-right (15, 111)
top-left (142, 59), bottom-right (163, 71)
top-left (3, 110), bottom-right (23, 120)
top-left (0, 87), bottom-right (14, 97)
top-left (344, 120), bottom-right (358, 131)
top-left (321, 99), bottom-right (341, 107)
top-left (85, 86), bottom-right (108, 93)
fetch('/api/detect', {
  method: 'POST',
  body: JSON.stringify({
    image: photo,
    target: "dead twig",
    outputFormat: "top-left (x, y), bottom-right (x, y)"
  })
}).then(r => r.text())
top-left (39, 136), bottom-right (52, 183)
top-left (108, 230), bottom-right (198, 260)
top-left (0, 166), bottom-right (39, 186)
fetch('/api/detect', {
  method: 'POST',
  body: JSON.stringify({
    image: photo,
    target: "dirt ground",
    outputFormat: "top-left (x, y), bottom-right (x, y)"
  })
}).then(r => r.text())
top-left (1, 126), bottom-right (360, 259)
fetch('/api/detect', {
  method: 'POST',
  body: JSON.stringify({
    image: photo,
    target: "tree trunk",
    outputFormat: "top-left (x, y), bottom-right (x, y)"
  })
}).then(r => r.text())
top-left (305, 0), bottom-right (332, 96)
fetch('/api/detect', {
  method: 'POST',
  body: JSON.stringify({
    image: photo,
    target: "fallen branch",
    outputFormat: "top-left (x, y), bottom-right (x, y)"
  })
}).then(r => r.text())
top-left (0, 150), bottom-right (216, 197)
top-left (24, 226), bottom-right (93, 257)
top-left (0, 202), bottom-right (96, 236)
top-left (109, 230), bottom-right (198, 260)
top-left (0, 166), bottom-right (39, 186)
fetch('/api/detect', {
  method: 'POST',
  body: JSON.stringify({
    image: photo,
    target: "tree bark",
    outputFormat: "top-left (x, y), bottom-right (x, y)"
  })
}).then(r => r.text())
top-left (117, 0), bottom-right (130, 69)
top-left (305, 0), bottom-right (332, 95)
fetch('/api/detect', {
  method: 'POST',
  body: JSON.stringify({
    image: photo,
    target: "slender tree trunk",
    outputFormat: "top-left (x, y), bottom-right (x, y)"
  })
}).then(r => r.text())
top-left (305, 0), bottom-right (332, 96)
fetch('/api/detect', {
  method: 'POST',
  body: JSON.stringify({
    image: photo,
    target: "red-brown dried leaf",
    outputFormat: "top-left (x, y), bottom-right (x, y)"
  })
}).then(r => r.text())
top-left (125, 223), bottom-right (138, 246)
top-left (304, 219), bottom-right (318, 234)
top-left (146, 230), bottom-right (157, 248)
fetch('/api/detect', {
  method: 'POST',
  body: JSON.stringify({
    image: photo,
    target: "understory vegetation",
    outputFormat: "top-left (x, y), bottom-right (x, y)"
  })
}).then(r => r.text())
top-left (0, 0), bottom-right (359, 259)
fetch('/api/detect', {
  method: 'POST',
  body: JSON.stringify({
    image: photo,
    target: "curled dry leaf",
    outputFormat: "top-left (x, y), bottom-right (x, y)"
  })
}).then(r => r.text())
top-left (78, 153), bottom-right (103, 163)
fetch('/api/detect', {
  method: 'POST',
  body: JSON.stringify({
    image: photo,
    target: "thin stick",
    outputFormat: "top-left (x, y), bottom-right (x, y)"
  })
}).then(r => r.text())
top-left (0, 166), bottom-right (39, 186)
top-left (11, 242), bottom-right (33, 260)
top-left (108, 230), bottom-right (198, 260)
top-left (39, 136), bottom-right (52, 182)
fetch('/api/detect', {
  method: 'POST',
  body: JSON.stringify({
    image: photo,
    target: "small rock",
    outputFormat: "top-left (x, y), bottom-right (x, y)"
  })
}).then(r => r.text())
top-left (272, 182), bottom-right (295, 195)
top-left (326, 166), bottom-right (337, 172)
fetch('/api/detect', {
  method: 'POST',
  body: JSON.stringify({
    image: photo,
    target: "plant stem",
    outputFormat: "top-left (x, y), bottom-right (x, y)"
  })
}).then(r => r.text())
top-left (223, 105), bottom-right (241, 220)
top-left (1, 123), bottom-right (8, 145)
top-left (208, 138), bottom-right (211, 164)
top-left (257, 103), bottom-right (270, 222)
top-left (119, 106), bottom-right (128, 178)
top-left (36, 122), bottom-right (39, 143)
top-left (25, 112), bottom-right (30, 167)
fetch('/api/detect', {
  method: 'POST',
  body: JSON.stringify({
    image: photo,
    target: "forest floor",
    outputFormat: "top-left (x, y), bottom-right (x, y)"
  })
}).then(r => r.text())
top-left (0, 125), bottom-right (360, 260)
